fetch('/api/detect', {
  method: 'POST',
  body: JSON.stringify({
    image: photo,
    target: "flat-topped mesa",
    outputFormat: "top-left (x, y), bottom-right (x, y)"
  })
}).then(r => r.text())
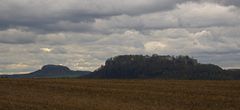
top-left (28, 64), bottom-right (90, 78)
top-left (92, 55), bottom-right (223, 79)
top-left (41, 65), bottom-right (71, 72)
top-left (0, 64), bottom-right (90, 78)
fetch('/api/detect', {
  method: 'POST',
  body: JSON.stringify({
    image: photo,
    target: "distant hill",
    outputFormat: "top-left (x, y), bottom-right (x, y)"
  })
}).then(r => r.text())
top-left (1, 65), bottom-right (90, 78)
top-left (87, 55), bottom-right (240, 80)
top-left (1, 55), bottom-right (240, 79)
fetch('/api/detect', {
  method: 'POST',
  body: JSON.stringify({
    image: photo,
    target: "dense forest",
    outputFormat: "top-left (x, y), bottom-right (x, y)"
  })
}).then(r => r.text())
top-left (89, 55), bottom-right (239, 80)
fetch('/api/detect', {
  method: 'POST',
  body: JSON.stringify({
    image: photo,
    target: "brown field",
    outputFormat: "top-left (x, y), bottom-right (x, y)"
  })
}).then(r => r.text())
top-left (0, 79), bottom-right (240, 110)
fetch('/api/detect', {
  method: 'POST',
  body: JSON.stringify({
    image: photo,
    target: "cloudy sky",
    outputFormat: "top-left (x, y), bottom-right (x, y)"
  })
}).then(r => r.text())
top-left (0, 0), bottom-right (240, 74)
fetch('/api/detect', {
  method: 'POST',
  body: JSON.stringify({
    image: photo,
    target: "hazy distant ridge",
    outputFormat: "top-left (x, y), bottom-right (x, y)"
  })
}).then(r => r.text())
top-left (1, 65), bottom-right (90, 78)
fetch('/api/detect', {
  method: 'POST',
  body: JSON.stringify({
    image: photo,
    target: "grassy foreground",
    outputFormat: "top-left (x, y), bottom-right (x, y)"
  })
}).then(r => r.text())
top-left (0, 79), bottom-right (240, 110)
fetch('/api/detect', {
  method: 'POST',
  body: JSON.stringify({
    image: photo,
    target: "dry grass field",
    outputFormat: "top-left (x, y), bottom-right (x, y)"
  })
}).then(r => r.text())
top-left (0, 79), bottom-right (240, 110)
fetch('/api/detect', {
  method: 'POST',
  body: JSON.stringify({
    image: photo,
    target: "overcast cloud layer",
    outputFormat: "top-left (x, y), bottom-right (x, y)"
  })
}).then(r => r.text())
top-left (0, 0), bottom-right (240, 74)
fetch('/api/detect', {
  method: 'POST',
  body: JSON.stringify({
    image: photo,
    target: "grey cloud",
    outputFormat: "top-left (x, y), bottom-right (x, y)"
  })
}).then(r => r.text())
top-left (194, 54), bottom-right (240, 69)
top-left (0, 29), bottom-right (36, 44)
top-left (0, 27), bottom-right (240, 72)
top-left (1, 0), bottom-right (239, 33)
top-left (200, 0), bottom-right (240, 7)
top-left (0, 0), bottom-right (240, 74)
top-left (96, 2), bottom-right (240, 32)
top-left (0, 0), bottom-right (188, 32)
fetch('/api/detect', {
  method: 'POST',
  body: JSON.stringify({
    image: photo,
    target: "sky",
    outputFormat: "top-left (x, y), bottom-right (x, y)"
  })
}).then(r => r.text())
top-left (0, 0), bottom-right (240, 74)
